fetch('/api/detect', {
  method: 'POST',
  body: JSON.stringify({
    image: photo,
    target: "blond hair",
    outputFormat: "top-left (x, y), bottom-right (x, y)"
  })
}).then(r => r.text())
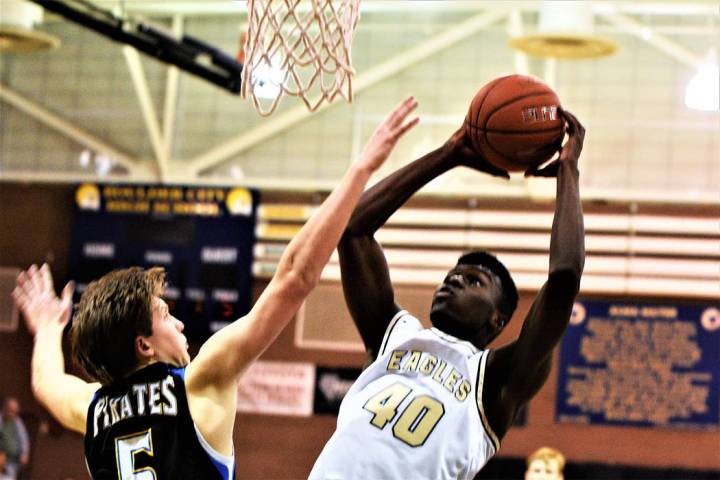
top-left (527, 447), bottom-right (566, 472)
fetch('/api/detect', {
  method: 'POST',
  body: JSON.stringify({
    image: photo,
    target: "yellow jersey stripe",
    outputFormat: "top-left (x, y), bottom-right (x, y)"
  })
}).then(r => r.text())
top-left (379, 310), bottom-right (407, 356)
top-left (475, 350), bottom-right (500, 452)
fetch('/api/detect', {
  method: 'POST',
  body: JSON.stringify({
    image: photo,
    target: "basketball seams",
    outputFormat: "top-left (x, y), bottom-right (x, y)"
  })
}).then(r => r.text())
top-left (477, 78), bottom-right (517, 166)
top-left (465, 124), bottom-right (564, 135)
top-left (480, 132), bottom-right (518, 168)
top-left (473, 76), bottom-right (509, 129)
top-left (482, 135), bottom-right (556, 169)
top-left (464, 74), bottom-right (563, 171)
top-left (484, 90), bottom-right (560, 129)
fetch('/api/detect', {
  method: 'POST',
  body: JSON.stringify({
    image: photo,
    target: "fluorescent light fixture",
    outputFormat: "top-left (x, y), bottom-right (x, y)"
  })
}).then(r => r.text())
top-left (230, 165), bottom-right (245, 180)
top-left (78, 149), bottom-right (91, 168)
top-left (685, 50), bottom-right (719, 112)
top-left (95, 153), bottom-right (112, 176)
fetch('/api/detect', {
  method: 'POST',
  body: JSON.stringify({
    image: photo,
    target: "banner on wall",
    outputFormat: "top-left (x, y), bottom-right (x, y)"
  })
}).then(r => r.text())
top-left (557, 300), bottom-right (720, 429)
top-left (69, 183), bottom-right (258, 338)
top-left (237, 360), bottom-right (316, 416)
top-left (314, 366), bottom-right (362, 415)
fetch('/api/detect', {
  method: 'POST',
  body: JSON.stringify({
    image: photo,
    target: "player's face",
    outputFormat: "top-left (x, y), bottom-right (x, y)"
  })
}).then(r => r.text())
top-left (146, 297), bottom-right (191, 367)
top-left (430, 264), bottom-right (504, 343)
top-left (525, 459), bottom-right (563, 480)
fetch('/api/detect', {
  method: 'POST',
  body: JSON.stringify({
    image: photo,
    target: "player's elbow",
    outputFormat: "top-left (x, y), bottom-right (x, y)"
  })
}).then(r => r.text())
top-left (30, 378), bottom-right (43, 403)
top-left (547, 267), bottom-right (582, 297)
top-left (30, 378), bottom-right (55, 418)
top-left (341, 224), bottom-right (363, 242)
top-left (30, 368), bottom-right (49, 404)
top-left (278, 265), bottom-right (318, 300)
top-left (343, 212), bottom-right (376, 237)
top-left (550, 249), bottom-right (584, 287)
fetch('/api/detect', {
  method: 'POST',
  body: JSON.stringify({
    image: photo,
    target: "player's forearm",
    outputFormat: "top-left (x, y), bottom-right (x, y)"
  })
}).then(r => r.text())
top-left (31, 326), bottom-right (91, 432)
top-left (549, 161), bottom-right (585, 284)
top-left (31, 326), bottom-right (69, 405)
top-left (276, 163), bottom-right (375, 292)
top-left (346, 146), bottom-right (458, 235)
top-left (204, 164), bottom-right (379, 377)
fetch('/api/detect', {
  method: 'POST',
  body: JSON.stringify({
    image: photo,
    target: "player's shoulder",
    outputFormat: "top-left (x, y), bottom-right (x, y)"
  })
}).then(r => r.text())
top-left (378, 310), bottom-right (424, 354)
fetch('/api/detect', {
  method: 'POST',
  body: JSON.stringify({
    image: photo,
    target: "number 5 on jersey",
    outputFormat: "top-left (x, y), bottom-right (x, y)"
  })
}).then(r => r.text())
top-left (116, 430), bottom-right (156, 480)
top-left (363, 382), bottom-right (445, 447)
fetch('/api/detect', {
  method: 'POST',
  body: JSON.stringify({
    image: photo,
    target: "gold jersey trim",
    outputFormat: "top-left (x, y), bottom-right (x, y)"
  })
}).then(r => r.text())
top-left (379, 310), bottom-right (408, 356)
top-left (475, 350), bottom-right (500, 453)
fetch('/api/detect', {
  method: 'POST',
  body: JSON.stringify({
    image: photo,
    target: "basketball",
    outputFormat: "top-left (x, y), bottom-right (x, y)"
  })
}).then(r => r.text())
top-left (464, 74), bottom-right (565, 172)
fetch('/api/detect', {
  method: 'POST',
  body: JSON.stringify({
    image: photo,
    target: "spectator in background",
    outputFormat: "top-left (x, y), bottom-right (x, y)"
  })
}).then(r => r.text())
top-left (0, 397), bottom-right (29, 479)
top-left (525, 447), bottom-right (565, 480)
top-left (0, 449), bottom-right (13, 480)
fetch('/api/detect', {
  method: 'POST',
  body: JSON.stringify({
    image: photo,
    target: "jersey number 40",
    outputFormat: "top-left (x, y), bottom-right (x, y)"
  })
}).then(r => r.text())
top-left (363, 382), bottom-right (445, 447)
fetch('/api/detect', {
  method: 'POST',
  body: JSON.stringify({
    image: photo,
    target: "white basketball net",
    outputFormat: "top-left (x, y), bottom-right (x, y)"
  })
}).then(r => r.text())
top-left (241, 0), bottom-right (361, 116)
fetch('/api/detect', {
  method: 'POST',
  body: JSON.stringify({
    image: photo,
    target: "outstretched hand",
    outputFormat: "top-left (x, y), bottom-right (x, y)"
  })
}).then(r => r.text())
top-left (445, 127), bottom-right (510, 180)
top-left (12, 264), bottom-right (74, 336)
top-left (356, 96), bottom-right (420, 173)
top-left (525, 109), bottom-right (585, 178)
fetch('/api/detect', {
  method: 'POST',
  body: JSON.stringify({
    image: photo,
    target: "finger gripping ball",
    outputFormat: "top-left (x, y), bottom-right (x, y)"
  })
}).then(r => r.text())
top-left (464, 74), bottom-right (564, 172)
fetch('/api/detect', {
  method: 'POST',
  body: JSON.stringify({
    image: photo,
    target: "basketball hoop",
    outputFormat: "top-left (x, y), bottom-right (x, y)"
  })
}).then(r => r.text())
top-left (241, 0), bottom-right (361, 116)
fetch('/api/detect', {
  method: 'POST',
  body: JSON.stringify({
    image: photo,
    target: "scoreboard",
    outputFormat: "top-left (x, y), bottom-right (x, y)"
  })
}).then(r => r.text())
top-left (68, 183), bottom-right (259, 338)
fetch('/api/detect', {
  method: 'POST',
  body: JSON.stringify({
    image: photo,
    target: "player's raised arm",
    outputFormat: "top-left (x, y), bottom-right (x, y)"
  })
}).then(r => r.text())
top-left (185, 97), bottom-right (419, 391)
top-left (12, 264), bottom-right (100, 434)
top-left (339, 127), bottom-right (508, 360)
top-left (486, 110), bottom-right (586, 437)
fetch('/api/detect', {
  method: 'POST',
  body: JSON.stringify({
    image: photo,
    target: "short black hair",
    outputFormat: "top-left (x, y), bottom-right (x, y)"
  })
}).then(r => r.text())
top-left (456, 251), bottom-right (518, 320)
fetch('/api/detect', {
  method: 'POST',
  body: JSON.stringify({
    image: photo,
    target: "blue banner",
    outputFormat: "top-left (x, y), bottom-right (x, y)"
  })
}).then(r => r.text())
top-left (69, 183), bottom-right (258, 338)
top-left (557, 300), bottom-right (720, 429)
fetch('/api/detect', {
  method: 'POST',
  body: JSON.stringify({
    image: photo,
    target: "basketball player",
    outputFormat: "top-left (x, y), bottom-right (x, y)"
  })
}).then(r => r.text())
top-left (310, 110), bottom-right (585, 479)
top-left (12, 97), bottom-right (420, 480)
top-left (525, 447), bottom-right (565, 480)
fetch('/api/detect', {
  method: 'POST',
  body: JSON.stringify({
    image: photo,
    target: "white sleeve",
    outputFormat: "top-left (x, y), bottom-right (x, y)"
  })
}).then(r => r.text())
top-left (378, 311), bottom-right (422, 356)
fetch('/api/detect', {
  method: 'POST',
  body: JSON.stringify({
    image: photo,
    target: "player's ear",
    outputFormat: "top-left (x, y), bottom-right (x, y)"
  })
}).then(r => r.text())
top-left (135, 336), bottom-right (154, 360)
top-left (491, 311), bottom-right (507, 331)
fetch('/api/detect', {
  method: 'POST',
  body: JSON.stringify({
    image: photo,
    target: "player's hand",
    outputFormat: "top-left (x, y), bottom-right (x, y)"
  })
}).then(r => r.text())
top-left (356, 96), bottom-right (420, 173)
top-left (12, 264), bottom-right (74, 336)
top-left (445, 127), bottom-right (510, 179)
top-left (525, 109), bottom-right (585, 178)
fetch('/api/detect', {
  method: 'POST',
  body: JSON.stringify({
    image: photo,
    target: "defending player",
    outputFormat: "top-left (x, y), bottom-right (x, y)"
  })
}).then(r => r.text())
top-left (12, 97), bottom-right (420, 480)
top-left (310, 111), bottom-right (585, 479)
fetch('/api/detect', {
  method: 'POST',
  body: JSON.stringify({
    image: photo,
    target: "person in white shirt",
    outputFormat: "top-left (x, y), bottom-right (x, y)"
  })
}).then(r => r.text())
top-left (310, 111), bottom-right (586, 480)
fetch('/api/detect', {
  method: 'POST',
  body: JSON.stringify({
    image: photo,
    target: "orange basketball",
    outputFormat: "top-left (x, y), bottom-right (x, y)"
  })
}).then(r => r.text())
top-left (464, 74), bottom-right (564, 172)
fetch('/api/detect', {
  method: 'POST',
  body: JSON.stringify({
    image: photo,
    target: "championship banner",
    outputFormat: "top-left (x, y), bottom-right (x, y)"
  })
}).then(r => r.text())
top-left (557, 300), bottom-right (720, 429)
top-left (237, 360), bottom-right (316, 417)
top-left (69, 183), bottom-right (258, 338)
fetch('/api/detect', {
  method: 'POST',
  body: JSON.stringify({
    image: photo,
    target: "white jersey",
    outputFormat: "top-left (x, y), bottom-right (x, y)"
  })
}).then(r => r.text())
top-left (309, 311), bottom-right (500, 480)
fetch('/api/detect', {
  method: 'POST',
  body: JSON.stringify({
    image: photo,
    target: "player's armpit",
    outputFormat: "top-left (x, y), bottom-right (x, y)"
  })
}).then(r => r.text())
top-left (338, 233), bottom-right (400, 359)
top-left (184, 269), bottom-right (311, 456)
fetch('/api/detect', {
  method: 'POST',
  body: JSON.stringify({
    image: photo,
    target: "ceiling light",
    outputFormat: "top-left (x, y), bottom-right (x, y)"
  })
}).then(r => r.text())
top-left (0, 0), bottom-right (59, 53)
top-left (510, 1), bottom-right (617, 59)
top-left (685, 50), bottom-right (719, 112)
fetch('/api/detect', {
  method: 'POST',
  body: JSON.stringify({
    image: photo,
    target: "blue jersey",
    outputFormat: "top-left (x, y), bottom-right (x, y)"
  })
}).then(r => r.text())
top-left (84, 363), bottom-right (235, 480)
